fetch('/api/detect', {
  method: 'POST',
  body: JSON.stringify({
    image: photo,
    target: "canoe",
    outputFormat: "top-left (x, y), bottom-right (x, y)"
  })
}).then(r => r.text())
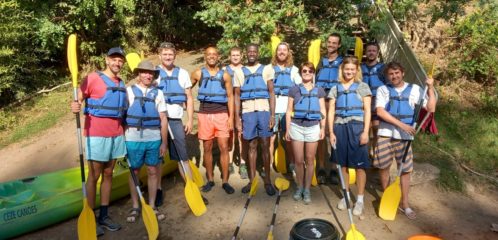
top-left (0, 156), bottom-right (177, 240)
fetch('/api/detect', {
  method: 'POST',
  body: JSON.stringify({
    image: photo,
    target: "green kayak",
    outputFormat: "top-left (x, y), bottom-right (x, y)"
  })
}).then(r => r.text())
top-left (0, 157), bottom-right (177, 240)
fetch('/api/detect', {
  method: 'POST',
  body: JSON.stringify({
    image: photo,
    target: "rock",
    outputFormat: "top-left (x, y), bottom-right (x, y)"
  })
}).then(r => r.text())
top-left (411, 163), bottom-right (440, 185)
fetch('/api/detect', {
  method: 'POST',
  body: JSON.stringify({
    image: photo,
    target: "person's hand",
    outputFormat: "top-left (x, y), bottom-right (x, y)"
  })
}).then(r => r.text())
top-left (227, 118), bottom-right (233, 131)
top-left (359, 131), bottom-right (369, 145)
top-left (329, 133), bottom-right (337, 147)
top-left (285, 131), bottom-right (291, 141)
top-left (426, 77), bottom-right (434, 88)
top-left (400, 123), bottom-right (416, 135)
top-left (185, 120), bottom-right (193, 135)
top-left (319, 128), bottom-right (325, 140)
top-left (159, 143), bottom-right (167, 157)
top-left (236, 118), bottom-right (242, 132)
top-left (70, 101), bottom-right (81, 113)
top-left (269, 115), bottom-right (275, 130)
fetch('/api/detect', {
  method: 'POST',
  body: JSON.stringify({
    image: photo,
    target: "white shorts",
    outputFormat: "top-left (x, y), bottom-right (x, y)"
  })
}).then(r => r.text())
top-left (289, 122), bottom-right (320, 142)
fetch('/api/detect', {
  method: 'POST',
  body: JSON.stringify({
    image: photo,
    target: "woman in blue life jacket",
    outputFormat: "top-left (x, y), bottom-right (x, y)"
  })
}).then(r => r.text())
top-left (327, 56), bottom-right (372, 216)
top-left (285, 62), bottom-right (326, 204)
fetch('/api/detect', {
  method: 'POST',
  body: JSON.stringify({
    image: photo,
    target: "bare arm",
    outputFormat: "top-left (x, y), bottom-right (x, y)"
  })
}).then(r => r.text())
top-left (185, 87), bottom-right (194, 134)
top-left (360, 96), bottom-right (371, 145)
top-left (267, 80), bottom-right (276, 129)
top-left (319, 98), bottom-right (326, 140)
top-left (425, 77), bottom-right (437, 113)
top-left (234, 87), bottom-right (241, 131)
top-left (159, 112), bottom-right (168, 156)
top-left (327, 98), bottom-right (337, 146)
top-left (285, 97), bottom-right (294, 141)
top-left (224, 72), bottom-right (234, 130)
top-left (190, 68), bottom-right (201, 87)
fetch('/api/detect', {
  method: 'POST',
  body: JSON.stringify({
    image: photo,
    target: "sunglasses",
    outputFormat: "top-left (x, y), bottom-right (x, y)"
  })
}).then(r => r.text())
top-left (302, 69), bottom-right (314, 74)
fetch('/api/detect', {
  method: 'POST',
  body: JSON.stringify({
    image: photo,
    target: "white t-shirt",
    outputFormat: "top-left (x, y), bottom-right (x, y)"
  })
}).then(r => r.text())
top-left (267, 65), bottom-right (302, 114)
top-left (222, 65), bottom-right (241, 88)
top-left (155, 66), bottom-right (192, 119)
top-left (376, 82), bottom-right (427, 140)
top-left (125, 84), bottom-right (167, 142)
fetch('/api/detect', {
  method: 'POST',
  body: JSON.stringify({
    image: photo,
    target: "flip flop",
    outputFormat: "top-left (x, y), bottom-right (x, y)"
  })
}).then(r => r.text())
top-left (399, 207), bottom-right (417, 220)
top-left (126, 208), bottom-right (140, 223)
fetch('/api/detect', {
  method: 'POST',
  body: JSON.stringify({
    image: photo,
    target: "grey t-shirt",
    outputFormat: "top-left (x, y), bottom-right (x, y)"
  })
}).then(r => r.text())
top-left (327, 82), bottom-right (371, 124)
top-left (289, 85), bottom-right (326, 127)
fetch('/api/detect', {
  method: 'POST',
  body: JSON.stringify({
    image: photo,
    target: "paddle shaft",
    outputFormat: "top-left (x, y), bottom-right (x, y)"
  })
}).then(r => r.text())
top-left (167, 125), bottom-right (191, 178)
top-left (334, 146), bottom-right (356, 225)
top-left (232, 196), bottom-right (253, 240)
top-left (126, 158), bottom-right (146, 201)
top-left (73, 89), bottom-right (87, 197)
top-left (268, 190), bottom-right (283, 235)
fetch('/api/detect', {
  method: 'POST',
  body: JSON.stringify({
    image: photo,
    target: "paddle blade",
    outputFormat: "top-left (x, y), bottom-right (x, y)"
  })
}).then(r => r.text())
top-left (271, 35), bottom-right (281, 58)
top-left (379, 177), bottom-right (402, 220)
top-left (67, 34), bottom-right (78, 88)
top-left (249, 177), bottom-right (259, 196)
top-left (274, 141), bottom-right (287, 173)
top-left (275, 177), bottom-right (290, 191)
top-left (126, 53), bottom-right (141, 72)
top-left (346, 224), bottom-right (366, 240)
top-left (185, 177), bottom-right (207, 216)
top-left (311, 159), bottom-right (318, 186)
top-left (308, 39), bottom-right (321, 68)
top-left (77, 199), bottom-right (97, 240)
top-left (354, 37), bottom-right (363, 63)
top-left (267, 232), bottom-right (274, 240)
top-left (348, 168), bottom-right (356, 185)
top-left (428, 59), bottom-right (436, 78)
top-left (189, 159), bottom-right (204, 187)
top-left (140, 198), bottom-right (159, 240)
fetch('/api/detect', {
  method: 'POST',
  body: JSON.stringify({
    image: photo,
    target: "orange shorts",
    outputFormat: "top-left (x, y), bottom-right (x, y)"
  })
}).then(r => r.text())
top-left (197, 112), bottom-right (230, 140)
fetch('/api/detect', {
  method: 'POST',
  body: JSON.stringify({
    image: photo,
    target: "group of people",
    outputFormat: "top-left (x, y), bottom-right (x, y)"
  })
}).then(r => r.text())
top-left (70, 32), bottom-right (436, 237)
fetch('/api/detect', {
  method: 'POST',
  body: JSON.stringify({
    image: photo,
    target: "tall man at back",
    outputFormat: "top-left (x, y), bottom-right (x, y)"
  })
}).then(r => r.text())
top-left (234, 44), bottom-right (277, 196)
top-left (191, 46), bottom-right (235, 194)
top-left (70, 47), bottom-right (127, 236)
top-left (315, 33), bottom-right (344, 184)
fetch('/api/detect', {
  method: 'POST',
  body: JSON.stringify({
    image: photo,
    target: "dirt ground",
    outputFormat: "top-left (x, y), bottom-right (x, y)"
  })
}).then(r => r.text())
top-left (2, 51), bottom-right (497, 240)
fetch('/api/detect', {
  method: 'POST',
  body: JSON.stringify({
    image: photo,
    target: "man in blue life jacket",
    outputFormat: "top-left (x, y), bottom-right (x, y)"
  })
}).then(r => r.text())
top-left (268, 42), bottom-right (302, 174)
top-left (224, 47), bottom-right (248, 179)
top-left (124, 60), bottom-right (168, 223)
top-left (374, 62), bottom-right (436, 220)
top-left (361, 42), bottom-right (386, 157)
top-left (233, 44), bottom-right (277, 196)
top-left (155, 42), bottom-right (208, 205)
top-left (70, 47), bottom-right (128, 236)
top-left (191, 46), bottom-right (235, 194)
top-left (315, 33), bottom-right (344, 185)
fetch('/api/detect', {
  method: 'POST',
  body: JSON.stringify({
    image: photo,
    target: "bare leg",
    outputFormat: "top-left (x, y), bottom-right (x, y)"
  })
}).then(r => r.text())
top-left (260, 137), bottom-right (271, 184)
top-left (247, 139), bottom-right (258, 181)
top-left (86, 161), bottom-right (103, 208)
top-left (356, 168), bottom-right (366, 195)
top-left (400, 172), bottom-right (411, 209)
top-left (128, 169), bottom-right (141, 209)
top-left (285, 139), bottom-right (295, 167)
top-left (156, 162), bottom-right (162, 190)
top-left (147, 165), bottom-right (158, 207)
top-left (304, 142), bottom-right (318, 189)
top-left (100, 160), bottom-right (116, 206)
top-left (269, 134), bottom-right (276, 167)
top-left (342, 167), bottom-right (350, 191)
top-left (292, 140), bottom-right (305, 187)
top-left (379, 167), bottom-right (390, 190)
top-left (202, 139), bottom-right (214, 182)
top-left (239, 132), bottom-right (247, 165)
top-left (217, 137), bottom-right (230, 183)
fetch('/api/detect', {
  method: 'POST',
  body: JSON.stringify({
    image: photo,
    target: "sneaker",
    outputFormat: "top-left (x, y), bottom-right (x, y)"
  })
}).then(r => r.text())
top-left (96, 224), bottom-right (105, 237)
top-left (317, 168), bottom-right (327, 185)
top-left (239, 164), bottom-right (248, 179)
top-left (337, 198), bottom-right (347, 211)
top-left (265, 184), bottom-right (276, 196)
top-left (353, 201), bottom-right (364, 216)
top-left (293, 188), bottom-right (303, 201)
top-left (201, 195), bottom-right (209, 205)
top-left (303, 189), bottom-right (312, 205)
top-left (329, 169), bottom-right (339, 185)
top-left (201, 181), bottom-right (215, 192)
top-left (241, 182), bottom-right (251, 193)
top-left (155, 189), bottom-right (164, 207)
top-left (98, 216), bottom-right (121, 232)
top-left (222, 183), bottom-right (235, 194)
top-left (229, 163), bottom-right (235, 174)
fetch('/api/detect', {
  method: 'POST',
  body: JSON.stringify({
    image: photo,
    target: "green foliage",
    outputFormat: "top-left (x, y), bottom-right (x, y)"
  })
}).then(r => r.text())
top-left (449, 2), bottom-right (498, 84)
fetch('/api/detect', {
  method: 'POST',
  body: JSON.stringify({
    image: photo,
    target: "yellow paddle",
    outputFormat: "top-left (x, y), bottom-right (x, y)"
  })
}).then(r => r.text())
top-left (231, 177), bottom-right (259, 240)
top-left (126, 158), bottom-right (159, 240)
top-left (189, 158), bottom-right (205, 188)
top-left (271, 35), bottom-right (281, 58)
top-left (167, 125), bottom-right (207, 216)
top-left (308, 39), bottom-right (322, 68)
top-left (354, 37), bottom-right (364, 63)
top-left (68, 34), bottom-right (97, 240)
top-left (349, 168), bottom-right (357, 185)
top-left (126, 52), bottom-right (141, 72)
top-left (333, 145), bottom-right (366, 240)
top-left (267, 178), bottom-right (290, 240)
top-left (311, 159), bottom-right (318, 186)
top-left (274, 131), bottom-right (287, 173)
top-left (379, 86), bottom-right (428, 221)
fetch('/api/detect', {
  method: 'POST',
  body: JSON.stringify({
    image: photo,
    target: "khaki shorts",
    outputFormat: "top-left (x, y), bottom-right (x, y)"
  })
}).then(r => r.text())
top-left (372, 137), bottom-right (413, 173)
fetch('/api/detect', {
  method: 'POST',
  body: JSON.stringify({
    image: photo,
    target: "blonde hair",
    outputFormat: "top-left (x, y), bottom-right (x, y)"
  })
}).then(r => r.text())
top-left (271, 42), bottom-right (293, 67)
top-left (338, 56), bottom-right (363, 84)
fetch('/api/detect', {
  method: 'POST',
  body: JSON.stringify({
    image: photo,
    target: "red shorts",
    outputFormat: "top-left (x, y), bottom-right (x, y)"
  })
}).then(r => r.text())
top-left (197, 112), bottom-right (230, 140)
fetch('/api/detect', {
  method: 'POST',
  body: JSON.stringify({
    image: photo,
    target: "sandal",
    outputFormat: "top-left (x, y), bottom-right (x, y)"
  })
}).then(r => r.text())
top-left (126, 208), bottom-right (140, 223)
top-left (399, 207), bottom-right (417, 220)
top-left (153, 208), bottom-right (166, 221)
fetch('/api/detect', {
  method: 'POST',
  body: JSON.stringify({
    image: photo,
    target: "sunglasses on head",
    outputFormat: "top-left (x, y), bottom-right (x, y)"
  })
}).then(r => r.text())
top-left (302, 69), bottom-right (314, 74)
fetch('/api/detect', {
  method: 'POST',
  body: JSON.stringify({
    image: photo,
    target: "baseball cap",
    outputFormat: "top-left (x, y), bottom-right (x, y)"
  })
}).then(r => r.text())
top-left (107, 47), bottom-right (126, 58)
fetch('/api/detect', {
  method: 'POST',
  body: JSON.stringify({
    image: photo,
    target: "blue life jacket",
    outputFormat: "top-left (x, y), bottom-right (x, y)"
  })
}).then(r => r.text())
top-left (293, 85), bottom-right (321, 120)
top-left (240, 65), bottom-right (270, 100)
top-left (316, 56), bottom-right (343, 90)
top-left (273, 66), bottom-right (294, 96)
top-left (84, 72), bottom-right (127, 118)
top-left (157, 67), bottom-right (187, 104)
top-left (197, 67), bottom-right (227, 103)
top-left (361, 63), bottom-right (385, 96)
top-left (386, 84), bottom-right (414, 124)
top-left (335, 83), bottom-right (364, 118)
top-left (125, 85), bottom-right (161, 128)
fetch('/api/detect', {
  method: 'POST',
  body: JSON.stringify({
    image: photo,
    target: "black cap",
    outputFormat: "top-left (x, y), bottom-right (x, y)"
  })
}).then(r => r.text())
top-left (107, 47), bottom-right (126, 58)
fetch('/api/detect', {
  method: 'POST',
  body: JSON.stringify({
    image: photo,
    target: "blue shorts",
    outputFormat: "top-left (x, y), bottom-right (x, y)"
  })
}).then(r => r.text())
top-left (125, 140), bottom-right (162, 169)
top-left (331, 121), bottom-right (370, 169)
top-left (272, 113), bottom-right (287, 133)
top-left (242, 111), bottom-right (273, 140)
top-left (85, 135), bottom-right (126, 162)
top-left (167, 118), bottom-right (188, 161)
